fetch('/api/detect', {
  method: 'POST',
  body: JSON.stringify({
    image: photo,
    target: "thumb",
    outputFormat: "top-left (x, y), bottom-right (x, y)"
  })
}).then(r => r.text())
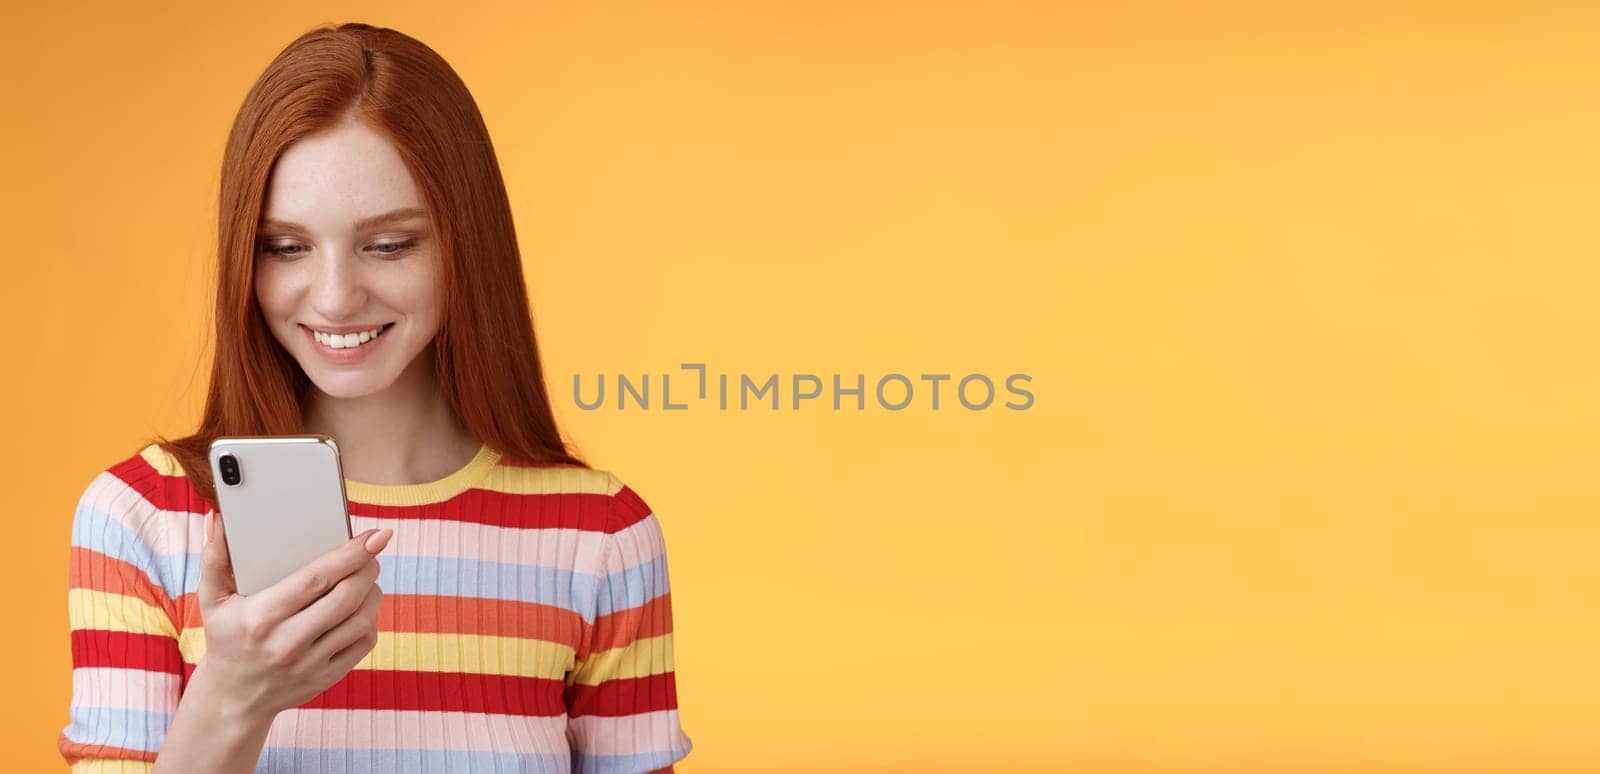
top-left (198, 508), bottom-right (237, 609)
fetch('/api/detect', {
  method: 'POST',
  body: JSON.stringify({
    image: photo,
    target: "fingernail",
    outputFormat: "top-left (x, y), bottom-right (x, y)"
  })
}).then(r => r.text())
top-left (205, 511), bottom-right (215, 544)
top-left (364, 528), bottom-right (393, 554)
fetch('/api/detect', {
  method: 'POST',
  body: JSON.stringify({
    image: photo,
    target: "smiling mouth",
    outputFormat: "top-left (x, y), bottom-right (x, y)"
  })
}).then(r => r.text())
top-left (304, 323), bottom-right (395, 349)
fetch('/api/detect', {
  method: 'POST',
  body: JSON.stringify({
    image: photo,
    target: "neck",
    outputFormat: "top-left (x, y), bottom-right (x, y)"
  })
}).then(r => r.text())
top-left (301, 343), bottom-right (482, 485)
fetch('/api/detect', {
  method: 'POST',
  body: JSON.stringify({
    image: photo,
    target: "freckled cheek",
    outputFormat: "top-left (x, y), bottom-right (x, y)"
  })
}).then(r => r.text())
top-left (253, 265), bottom-right (310, 324)
top-left (378, 263), bottom-right (442, 327)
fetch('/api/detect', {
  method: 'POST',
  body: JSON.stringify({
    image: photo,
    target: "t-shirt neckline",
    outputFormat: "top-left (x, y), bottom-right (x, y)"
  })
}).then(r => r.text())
top-left (342, 442), bottom-right (500, 507)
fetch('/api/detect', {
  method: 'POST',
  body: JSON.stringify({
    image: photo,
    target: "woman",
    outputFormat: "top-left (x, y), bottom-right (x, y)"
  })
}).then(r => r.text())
top-left (58, 23), bottom-right (692, 773)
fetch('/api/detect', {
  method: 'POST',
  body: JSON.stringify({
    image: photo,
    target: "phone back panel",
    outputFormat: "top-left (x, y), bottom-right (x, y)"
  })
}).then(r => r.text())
top-left (208, 436), bottom-right (353, 596)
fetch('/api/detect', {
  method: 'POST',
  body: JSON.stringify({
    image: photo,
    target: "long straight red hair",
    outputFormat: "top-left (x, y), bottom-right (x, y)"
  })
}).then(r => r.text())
top-left (157, 22), bottom-right (586, 508)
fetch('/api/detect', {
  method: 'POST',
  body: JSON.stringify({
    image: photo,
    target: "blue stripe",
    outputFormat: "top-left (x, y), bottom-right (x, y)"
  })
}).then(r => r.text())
top-left (595, 554), bottom-right (670, 618)
top-left (71, 499), bottom-right (189, 602)
top-left (62, 705), bottom-right (170, 755)
top-left (72, 491), bottom-right (666, 623)
top-left (573, 747), bottom-right (693, 774)
top-left (256, 746), bottom-right (570, 773)
top-left (375, 555), bottom-right (599, 622)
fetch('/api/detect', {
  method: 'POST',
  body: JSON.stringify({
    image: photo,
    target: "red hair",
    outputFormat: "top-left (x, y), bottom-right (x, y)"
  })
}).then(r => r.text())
top-left (157, 22), bottom-right (586, 508)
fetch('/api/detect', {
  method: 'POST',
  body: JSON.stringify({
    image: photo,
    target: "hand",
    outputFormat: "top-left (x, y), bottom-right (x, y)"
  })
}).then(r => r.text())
top-left (194, 508), bottom-right (392, 720)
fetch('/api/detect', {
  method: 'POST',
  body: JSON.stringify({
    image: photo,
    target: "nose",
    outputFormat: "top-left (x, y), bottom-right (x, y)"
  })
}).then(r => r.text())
top-left (309, 246), bottom-right (369, 322)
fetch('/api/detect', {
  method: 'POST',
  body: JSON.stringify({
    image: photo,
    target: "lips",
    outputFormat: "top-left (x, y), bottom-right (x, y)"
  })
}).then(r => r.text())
top-left (300, 322), bottom-right (394, 364)
top-left (306, 322), bottom-right (393, 348)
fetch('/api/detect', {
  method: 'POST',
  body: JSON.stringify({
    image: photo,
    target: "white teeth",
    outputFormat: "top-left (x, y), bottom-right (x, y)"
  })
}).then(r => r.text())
top-left (312, 325), bottom-right (387, 349)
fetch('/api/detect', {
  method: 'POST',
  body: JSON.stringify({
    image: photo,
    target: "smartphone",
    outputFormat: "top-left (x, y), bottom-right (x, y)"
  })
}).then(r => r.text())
top-left (208, 435), bottom-right (354, 596)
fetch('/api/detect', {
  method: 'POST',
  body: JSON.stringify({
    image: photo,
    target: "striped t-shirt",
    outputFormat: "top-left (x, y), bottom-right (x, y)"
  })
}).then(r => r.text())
top-left (59, 441), bottom-right (692, 773)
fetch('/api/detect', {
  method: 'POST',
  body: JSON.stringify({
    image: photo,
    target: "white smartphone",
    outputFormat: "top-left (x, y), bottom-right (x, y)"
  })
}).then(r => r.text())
top-left (208, 435), bottom-right (353, 596)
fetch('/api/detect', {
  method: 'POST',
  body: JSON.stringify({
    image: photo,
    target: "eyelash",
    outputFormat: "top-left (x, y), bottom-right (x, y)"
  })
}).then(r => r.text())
top-left (260, 240), bottom-right (418, 258)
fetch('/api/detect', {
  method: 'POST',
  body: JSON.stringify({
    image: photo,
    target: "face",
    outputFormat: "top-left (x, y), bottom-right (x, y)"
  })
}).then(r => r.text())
top-left (254, 118), bottom-right (441, 400)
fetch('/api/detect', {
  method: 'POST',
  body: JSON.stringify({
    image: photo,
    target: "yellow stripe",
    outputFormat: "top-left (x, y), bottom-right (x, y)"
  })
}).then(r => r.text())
top-left (178, 629), bottom-right (576, 678)
top-left (342, 443), bottom-right (503, 505)
top-left (138, 443), bottom-right (186, 477)
top-left (138, 444), bottom-right (623, 500)
top-left (72, 759), bottom-right (154, 773)
top-left (177, 627), bottom-right (203, 663)
top-left (569, 632), bottom-right (676, 687)
top-left (67, 589), bottom-right (176, 638)
top-left (478, 465), bottom-right (623, 497)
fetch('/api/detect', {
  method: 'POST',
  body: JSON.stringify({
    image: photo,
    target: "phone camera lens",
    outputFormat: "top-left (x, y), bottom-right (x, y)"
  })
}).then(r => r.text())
top-left (219, 454), bottom-right (241, 486)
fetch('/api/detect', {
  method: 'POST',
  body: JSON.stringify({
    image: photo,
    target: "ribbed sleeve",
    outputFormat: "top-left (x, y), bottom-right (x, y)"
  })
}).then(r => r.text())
top-left (58, 470), bottom-right (183, 772)
top-left (564, 483), bottom-right (693, 774)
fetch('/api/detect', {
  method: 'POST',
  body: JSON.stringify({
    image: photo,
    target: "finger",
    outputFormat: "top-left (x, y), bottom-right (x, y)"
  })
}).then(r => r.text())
top-left (324, 625), bottom-right (378, 678)
top-left (197, 509), bottom-right (237, 610)
top-left (309, 583), bottom-right (383, 664)
top-left (250, 528), bottom-right (388, 623)
top-left (278, 558), bottom-right (380, 649)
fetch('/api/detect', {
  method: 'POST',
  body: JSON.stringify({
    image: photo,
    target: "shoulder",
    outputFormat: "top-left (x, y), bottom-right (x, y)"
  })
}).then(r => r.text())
top-left (480, 455), bottom-right (656, 534)
top-left (600, 471), bottom-right (656, 532)
top-left (77, 444), bottom-right (181, 512)
top-left (98, 443), bottom-right (208, 514)
top-left (589, 471), bottom-right (674, 584)
top-left (71, 444), bottom-right (202, 560)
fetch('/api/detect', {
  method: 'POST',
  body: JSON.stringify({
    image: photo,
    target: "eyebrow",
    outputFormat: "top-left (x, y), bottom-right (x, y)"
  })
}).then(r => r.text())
top-left (260, 206), bottom-right (430, 234)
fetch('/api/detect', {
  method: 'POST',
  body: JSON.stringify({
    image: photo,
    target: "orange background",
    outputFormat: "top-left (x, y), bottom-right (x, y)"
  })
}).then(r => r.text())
top-left (4, 2), bottom-right (1598, 771)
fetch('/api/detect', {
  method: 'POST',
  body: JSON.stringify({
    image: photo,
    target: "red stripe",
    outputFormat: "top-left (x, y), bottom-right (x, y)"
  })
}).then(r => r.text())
top-left (105, 448), bottom-right (649, 534)
top-left (376, 594), bottom-right (587, 639)
top-left (57, 733), bottom-right (158, 765)
top-left (564, 672), bottom-right (680, 718)
top-left (350, 488), bottom-right (616, 530)
top-left (155, 659), bottom-right (671, 719)
top-left (308, 669), bottom-right (568, 715)
top-left (177, 664), bottom-right (572, 716)
top-left (176, 662), bottom-right (569, 716)
top-left (173, 592), bottom-right (587, 641)
top-left (609, 485), bottom-right (654, 529)
top-left (587, 593), bottom-right (675, 655)
top-left (107, 450), bottom-right (210, 514)
top-left (71, 630), bottom-right (183, 676)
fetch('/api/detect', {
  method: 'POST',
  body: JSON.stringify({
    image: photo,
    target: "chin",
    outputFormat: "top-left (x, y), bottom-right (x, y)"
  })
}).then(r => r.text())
top-left (311, 378), bottom-right (393, 399)
top-left (314, 382), bottom-right (375, 399)
top-left (302, 366), bottom-right (400, 399)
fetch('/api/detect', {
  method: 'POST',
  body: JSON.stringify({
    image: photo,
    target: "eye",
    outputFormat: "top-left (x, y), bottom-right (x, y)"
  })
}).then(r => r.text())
top-left (261, 241), bottom-right (307, 257)
top-left (368, 240), bottom-right (417, 257)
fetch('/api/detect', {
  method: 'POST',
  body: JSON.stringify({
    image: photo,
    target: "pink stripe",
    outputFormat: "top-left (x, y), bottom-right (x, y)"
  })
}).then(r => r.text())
top-left (71, 667), bottom-right (181, 713)
top-left (91, 470), bottom-right (666, 572)
top-left (345, 515), bottom-right (666, 572)
top-left (600, 515), bottom-right (669, 573)
top-left (266, 709), bottom-right (566, 751)
top-left (85, 472), bottom-right (202, 558)
top-left (567, 709), bottom-right (693, 756)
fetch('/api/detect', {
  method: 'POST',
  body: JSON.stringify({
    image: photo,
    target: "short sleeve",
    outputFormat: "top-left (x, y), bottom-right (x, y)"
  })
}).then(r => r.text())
top-left (58, 470), bottom-right (185, 772)
top-left (564, 480), bottom-right (693, 774)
